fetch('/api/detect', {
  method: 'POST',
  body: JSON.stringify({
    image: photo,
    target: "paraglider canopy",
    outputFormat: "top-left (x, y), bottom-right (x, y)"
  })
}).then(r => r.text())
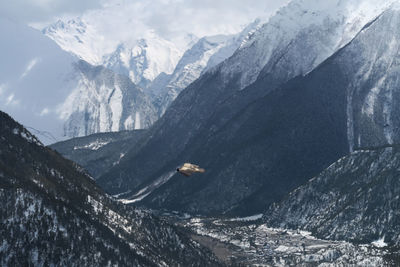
top-left (177, 163), bottom-right (205, 177)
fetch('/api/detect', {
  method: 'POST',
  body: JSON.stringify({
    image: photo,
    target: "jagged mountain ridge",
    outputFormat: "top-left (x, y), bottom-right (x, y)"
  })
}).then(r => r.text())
top-left (219, 0), bottom-right (395, 90)
top-left (42, 18), bottom-right (104, 64)
top-left (151, 20), bottom-right (263, 117)
top-left (150, 34), bottom-right (235, 117)
top-left (97, 0), bottom-right (397, 215)
top-left (43, 18), bottom-right (189, 86)
top-left (0, 111), bottom-right (220, 266)
top-left (43, 16), bottom-right (261, 119)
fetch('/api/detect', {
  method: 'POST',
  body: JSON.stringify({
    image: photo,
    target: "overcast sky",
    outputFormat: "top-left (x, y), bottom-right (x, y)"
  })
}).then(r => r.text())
top-left (1, 0), bottom-right (289, 38)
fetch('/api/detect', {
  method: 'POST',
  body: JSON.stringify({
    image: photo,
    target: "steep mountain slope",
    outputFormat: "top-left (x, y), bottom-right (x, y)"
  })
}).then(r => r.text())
top-left (59, 60), bottom-right (157, 137)
top-left (97, 0), bottom-right (397, 215)
top-left (150, 34), bottom-right (234, 116)
top-left (264, 145), bottom-right (400, 247)
top-left (219, 0), bottom-right (395, 91)
top-left (0, 111), bottom-right (220, 266)
top-left (50, 130), bottom-right (146, 179)
top-left (151, 20), bottom-right (263, 116)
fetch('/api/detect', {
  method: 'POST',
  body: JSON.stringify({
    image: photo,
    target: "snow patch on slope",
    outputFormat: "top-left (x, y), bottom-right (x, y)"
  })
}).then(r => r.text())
top-left (119, 170), bottom-right (176, 204)
top-left (371, 237), bottom-right (387, 248)
top-left (73, 140), bottom-right (110, 151)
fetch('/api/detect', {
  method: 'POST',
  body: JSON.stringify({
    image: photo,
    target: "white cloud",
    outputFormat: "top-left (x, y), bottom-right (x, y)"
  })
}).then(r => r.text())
top-left (80, 0), bottom-right (286, 41)
top-left (6, 94), bottom-right (14, 105)
top-left (1, 0), bottom-right (290, 35)
top-left (21, 57), bottom-right (41, 78)
top-left (0, 0), bottom-right (103, 25)
top-left (40, 107), bottom-right (50, 116)
top-left (5, 93), bottom-right (20, 106)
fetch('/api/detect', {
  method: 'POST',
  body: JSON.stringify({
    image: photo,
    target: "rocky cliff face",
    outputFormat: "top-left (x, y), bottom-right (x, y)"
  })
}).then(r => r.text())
top-left (0, 110), bottom-right (220, 266)
top-left (59, 60), bottom-right (157, 137)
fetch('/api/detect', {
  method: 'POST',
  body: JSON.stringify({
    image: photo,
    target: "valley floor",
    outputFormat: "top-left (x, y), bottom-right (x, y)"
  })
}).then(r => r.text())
top-left (159, 213), bottom-right (396, 266)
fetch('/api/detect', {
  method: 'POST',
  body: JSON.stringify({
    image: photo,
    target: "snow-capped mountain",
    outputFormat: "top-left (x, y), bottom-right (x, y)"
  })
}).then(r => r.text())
top-left (152, 35), bottom-right (234, 112)
top-left (97, 0), bottom-right (400, 216)
top-left (219, 0), bottom-right (396, 90)
top-left (151, 19), bottom-right (263, 116)
top-left (0, 110), bottom-right (220, 266)
top-left (0, 18), bottom-right (160, 143)
top-left (3, 12), bottom-right (262, 144)
top-left (58, 60), bottom-right (157, 137)
top-left (42, 18), bottom-right (104, 64)
top-left (203, 19), bottom-right (264, 74)
top-left (102, 30), bottom-right (183, 89)
top-left (42, 13), bottom-right (265, 129)
top-left (43, 18), bottom-right (191, 88)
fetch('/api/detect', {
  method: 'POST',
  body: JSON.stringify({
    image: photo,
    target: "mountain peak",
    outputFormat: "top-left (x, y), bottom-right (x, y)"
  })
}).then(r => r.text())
top-left (219, 0), bottom-right (396, 91)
